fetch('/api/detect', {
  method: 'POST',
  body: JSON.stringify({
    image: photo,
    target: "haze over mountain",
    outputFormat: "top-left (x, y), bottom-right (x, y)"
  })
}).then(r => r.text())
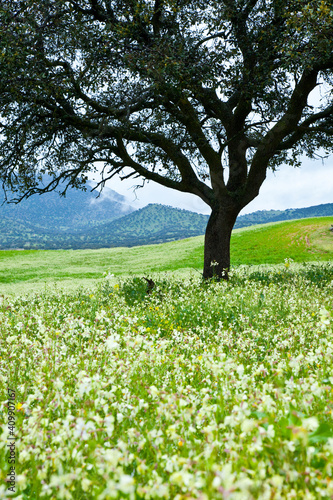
top-left (0, 185), bottom-right (134, 232)
top-left (0, 184), bottom-right (332, 250)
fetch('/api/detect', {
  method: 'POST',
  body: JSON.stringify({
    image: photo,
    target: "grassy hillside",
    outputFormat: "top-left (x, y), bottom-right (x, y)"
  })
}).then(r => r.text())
top-left (1, 195), bottom-right (333, 250)
top-left (1, 217), bottom-right (332, 294)
top-left (231, 216), bottom-right (333, 264)
top-left (81, 203), bottom-right (210, 247)
top-left (235, 202), bottom-right (333, 228)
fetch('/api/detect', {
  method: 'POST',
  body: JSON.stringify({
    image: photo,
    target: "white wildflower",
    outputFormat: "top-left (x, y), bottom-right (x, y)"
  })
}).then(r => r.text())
top-left (77, 377), bottom-right (92, 397)
top-left (241, 418), bottom-right (256, 433)
top-left (117, 474), bottom-right (135, 494)
top-left (81, 478), bottom-right (91, 492)
top-left (106, 334), bottom-right (121, 351)
top-left (302, 417), bottom-right (319, 431)
top-left (73, 418), bottom-right (96, 440)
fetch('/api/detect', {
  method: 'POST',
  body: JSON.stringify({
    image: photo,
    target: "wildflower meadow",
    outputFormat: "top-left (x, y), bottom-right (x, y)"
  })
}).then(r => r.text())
top-left (1, 262), bottom-right (333, 499)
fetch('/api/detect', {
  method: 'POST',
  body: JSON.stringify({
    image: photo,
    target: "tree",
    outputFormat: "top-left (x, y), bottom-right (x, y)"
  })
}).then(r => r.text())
top-left (1, 0), bottom-right (333, 279)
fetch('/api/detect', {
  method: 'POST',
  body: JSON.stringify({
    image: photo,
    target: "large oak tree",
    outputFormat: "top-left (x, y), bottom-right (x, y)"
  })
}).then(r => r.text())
top-left (1, 0), bottom-right (333, 278)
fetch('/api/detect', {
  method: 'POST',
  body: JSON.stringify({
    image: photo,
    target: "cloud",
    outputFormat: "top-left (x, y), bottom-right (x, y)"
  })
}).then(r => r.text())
top-left (242, 156), bottom-right (333, 214)
top-left (89, 156), bottom-right (332, 216)
top-left (87, 181), bottom-right (133, 211)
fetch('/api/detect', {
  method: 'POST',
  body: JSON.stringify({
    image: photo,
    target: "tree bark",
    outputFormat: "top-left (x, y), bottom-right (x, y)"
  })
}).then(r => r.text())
top-left (203, 204), bottom-right (240, 280)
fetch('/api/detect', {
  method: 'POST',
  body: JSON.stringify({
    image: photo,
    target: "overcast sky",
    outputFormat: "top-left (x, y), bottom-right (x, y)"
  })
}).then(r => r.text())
top-left (97, 154), bottom-right (333, 216)
top-left (91, 82), bottom-right (333, 216)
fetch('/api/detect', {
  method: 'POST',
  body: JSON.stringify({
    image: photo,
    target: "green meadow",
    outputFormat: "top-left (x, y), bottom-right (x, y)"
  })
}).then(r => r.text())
top-left (1, 217), bottom-right (332, 294)
top-left (1, 217), bottom-right (333, 499)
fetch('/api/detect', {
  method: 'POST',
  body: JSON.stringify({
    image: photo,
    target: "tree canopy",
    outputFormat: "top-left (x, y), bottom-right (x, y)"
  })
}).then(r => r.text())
top-left (1, 0), bottom-right (333, 277)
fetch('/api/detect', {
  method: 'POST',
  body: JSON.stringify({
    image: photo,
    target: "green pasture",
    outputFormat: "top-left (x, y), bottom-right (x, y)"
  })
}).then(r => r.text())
top-left (1, 216), bottom-right (332, 294)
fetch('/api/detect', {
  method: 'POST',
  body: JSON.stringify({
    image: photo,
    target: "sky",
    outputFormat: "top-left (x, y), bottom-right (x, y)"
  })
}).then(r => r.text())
top-left (91, 80), bottom-right (333, 216)
top-left (97, 154), bottom-right (333, 216)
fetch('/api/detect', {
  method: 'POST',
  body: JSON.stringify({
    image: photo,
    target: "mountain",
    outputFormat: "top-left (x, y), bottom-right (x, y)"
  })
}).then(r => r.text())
top-left (0, 184), bottom-right (134, 233)
top-left (0, 189), bottom-right (333, 250)
top-left (0, 203), bottom-right (209, 250)
top-left (77, 203), bottom-right (210, 248)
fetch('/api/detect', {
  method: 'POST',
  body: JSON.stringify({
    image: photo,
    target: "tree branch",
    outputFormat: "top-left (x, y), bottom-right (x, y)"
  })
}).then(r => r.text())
top-left (244, 68), bottom-right (319, 205)
top-left (277, 104), bottom-right (333, 150)
top-left (115, 136), bottom-right (214, 206)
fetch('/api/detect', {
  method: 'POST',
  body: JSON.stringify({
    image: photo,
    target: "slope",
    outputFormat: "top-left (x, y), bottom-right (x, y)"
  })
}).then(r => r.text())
top-left (235, 203), bottom-right (333, 229)
top-left (79, 203), bottom-right (210, 248)
top-left (1, 217), bottom-right (332, 294)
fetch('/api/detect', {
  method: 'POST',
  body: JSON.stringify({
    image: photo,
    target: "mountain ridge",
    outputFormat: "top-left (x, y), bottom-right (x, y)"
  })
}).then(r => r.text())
top-left (0, 185), bottom-right (135, 233)
top-left (0, 188), bottom-right (333, 249)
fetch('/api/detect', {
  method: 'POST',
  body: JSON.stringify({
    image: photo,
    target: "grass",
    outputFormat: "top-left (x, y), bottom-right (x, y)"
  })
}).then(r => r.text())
top-left (231, 217), bottom-right (333, 265)
top-left (1, 263), bottom-right (333, 499)
top-left (0, 216), bottom-right (332, 295)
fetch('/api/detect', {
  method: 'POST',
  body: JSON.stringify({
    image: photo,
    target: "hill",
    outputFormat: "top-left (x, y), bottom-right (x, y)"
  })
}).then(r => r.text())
top-left (0, 185), bottom-right (135, 249)
top-left (77, 203), bottom-right (210, 248)
top-left (1, 217), bottom-right (332, 294)
top-left (234, 202), bottom-right (333, 229)
top-left (0, 182), bottom-right (333, 250)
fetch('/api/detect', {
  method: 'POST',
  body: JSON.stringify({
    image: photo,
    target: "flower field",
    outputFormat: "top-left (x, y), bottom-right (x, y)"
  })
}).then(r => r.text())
top-left (1, 262), bottom-right (333, 499)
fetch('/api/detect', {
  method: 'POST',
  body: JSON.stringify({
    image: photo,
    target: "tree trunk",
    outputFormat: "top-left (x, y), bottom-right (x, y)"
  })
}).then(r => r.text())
top-left (203, 204), bottom-right (239, 280)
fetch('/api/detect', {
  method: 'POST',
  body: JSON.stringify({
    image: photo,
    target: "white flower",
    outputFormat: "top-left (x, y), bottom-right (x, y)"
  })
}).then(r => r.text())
top-left (271, 475), bottom-right (283, 488)
top-left (117, 474), bottom-right (135, 494)
top-left (212, 476), bottom-right (221, 489)
top-left (266, 424), bottom-right (275, 439)
top-left (54, 379), bottom-right (64, 390)
top-left (320, 308), bottom-right (330, 326)
top-left (77, 377), bottom-right (92, 397)
top-left (302, 417), bottom-right (319, 431)
top-left (106, 334), bottom-right (120, 351)
top-left (236, 364), bottom-right (244, 377)
top-left (81, 478), bottom-right (91, 492)
top-left (104, 415), bottom-right (115, 437)
top-left (18, 449), bottom-right (31, 463)
top-left (170, 470), bottom-right (194, 487)
top-left (224, 415), bottom-right (237, 427)
top-left (220, 463), bottom-right (235, 490)
top-left (16, 474), bottom-right (27, 489)
top-left (103, 448), bottom-right (122, 467)
top-left (286, 440), bottom-right (296, 452)
top-left (117, 412), bottom-right (124, 423)
top-left (73, 418), bottom-right (96, 440)
top-left (149, 385), bottom-right (159, 398)
top-left (236, 476), bottom-right (254, 491)
top-left (241, 418), bottom-right (256, 433)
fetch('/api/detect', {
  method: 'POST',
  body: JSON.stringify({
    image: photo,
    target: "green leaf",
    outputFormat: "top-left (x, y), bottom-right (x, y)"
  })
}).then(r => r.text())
top-left (309, 422), bottom-right (333, 444)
